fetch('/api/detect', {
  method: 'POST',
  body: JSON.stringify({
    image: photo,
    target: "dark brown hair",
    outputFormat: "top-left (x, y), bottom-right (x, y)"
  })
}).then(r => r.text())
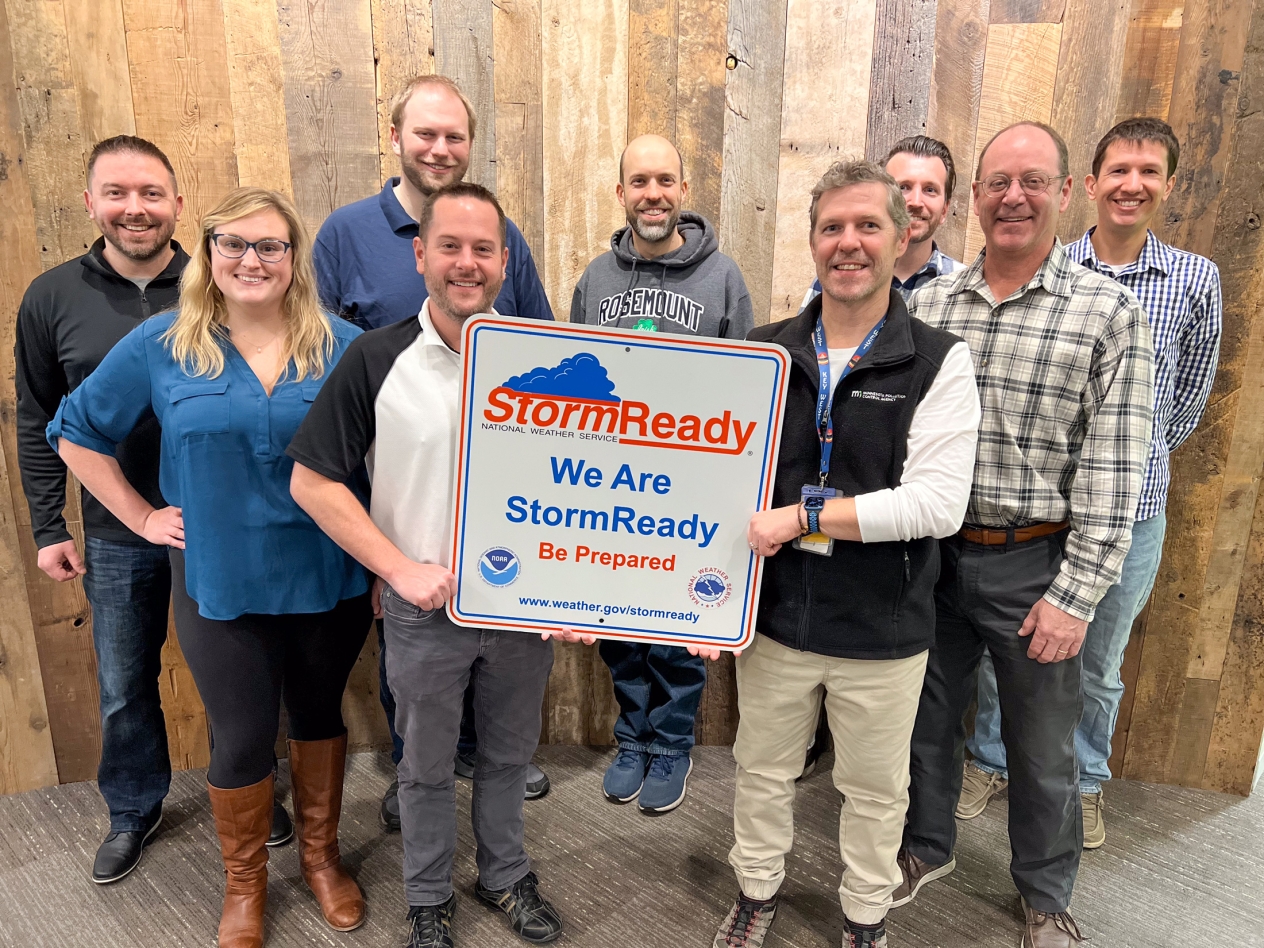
top-left (1091, 117), bottom-right (1180, 178)
top-left (418, 182), bottom-right (507, 247)
top-left (886, 135), bottom-right (957, 200)
top-left (974, 121), bottom-right (1069, 181)
top-left (87, 135), bottom-right (177, 188)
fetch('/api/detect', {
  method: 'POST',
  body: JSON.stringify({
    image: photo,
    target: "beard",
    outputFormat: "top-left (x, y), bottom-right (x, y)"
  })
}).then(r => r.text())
top-left (400, 153), bottom-right (468, 196)
top-left (427, 275), bottom-right (500, 322)
top-left (906, 213), bottom-right (938, 245)
top-left (101, 216), bottom-right (177, 262)
top-left (820, 256), bottom-right (883, 304)
top-left (627, 204), bottom-right (680, 244)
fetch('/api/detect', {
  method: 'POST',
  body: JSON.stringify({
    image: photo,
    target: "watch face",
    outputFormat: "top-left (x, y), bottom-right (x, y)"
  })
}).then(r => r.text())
top-left (804, 496), bottom-right (826, 510)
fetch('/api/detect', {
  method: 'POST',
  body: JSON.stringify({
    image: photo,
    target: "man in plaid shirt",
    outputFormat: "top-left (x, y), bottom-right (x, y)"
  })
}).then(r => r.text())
top-left (961, 119), bottom-right (1222, 848)
top-left (891, 122), bottom-right (1154, 948)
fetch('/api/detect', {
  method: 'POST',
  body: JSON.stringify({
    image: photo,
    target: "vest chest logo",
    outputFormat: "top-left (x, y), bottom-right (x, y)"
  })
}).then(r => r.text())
top-left (598, 287), bottom-right (704, 332)
top-left (849, 390), bottom-right (907, 404)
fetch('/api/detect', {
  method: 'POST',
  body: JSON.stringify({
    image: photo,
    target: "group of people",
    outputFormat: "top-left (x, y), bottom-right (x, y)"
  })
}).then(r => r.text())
top-left (12, 68), bottom-right (1220, 948)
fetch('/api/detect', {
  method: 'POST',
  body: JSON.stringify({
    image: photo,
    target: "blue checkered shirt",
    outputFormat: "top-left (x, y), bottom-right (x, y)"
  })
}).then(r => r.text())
top-left (1067, 229), bottom-right (1222, 521)
top-left (798, 242), bottom-right (962, 312)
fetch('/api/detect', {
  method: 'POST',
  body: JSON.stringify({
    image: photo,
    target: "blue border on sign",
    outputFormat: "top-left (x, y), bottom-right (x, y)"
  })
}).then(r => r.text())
top-left (451, 320), bottom-right (785, 645)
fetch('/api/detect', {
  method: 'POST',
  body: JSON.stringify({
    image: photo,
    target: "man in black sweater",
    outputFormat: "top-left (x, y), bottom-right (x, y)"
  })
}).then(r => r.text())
top-left (707, 159), bottom-right (980, 948)
top-left (14, 136), bottom-right (289, 884)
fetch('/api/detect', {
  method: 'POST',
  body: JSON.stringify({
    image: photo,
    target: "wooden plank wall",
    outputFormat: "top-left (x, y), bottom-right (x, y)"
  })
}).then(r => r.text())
top-left (2, 0), bottom-right (1263, 795)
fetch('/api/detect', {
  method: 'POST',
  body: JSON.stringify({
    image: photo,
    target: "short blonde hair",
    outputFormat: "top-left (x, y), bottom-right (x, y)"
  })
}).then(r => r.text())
top-left (389, 75), bottom-right (477, 140)
top-left (164, 187), bottom-right (335, 382)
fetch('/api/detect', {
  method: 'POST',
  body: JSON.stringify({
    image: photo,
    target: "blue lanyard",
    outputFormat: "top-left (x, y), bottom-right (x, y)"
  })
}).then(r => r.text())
top-left (812, 316), bottom-right (885, 485)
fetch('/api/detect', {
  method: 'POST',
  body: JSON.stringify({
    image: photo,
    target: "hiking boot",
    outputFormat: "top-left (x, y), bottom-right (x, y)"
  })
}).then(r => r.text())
top-left (1021, 896), bottom-right (1084, 947)
top-left (843, 917), bottom-right (887, 947)
top-left (713, 893), bottom-right (777, 947)
top-left (407, 895), bottom-right (456, 948)
top-left (476, 871), bottom-right (563, 943)
top-left (638, 753), bottom-right (693, 814)
top-left (956, 761), bottom-right (1007, 820)
top-left (1082, 791), bottom-right (1105, 850)
top-left (603, 748), bottom-right (650, 803)
top-left (890, 849), bottom-right (955, 907)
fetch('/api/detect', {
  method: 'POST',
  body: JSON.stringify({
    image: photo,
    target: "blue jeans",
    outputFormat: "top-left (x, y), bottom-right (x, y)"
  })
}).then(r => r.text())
top-left (82, 537), bottom-right (173, 833)
top-left (968, 512), bottom-right (1166, 794)
top-left (599, 641), bottom-right (707, 755)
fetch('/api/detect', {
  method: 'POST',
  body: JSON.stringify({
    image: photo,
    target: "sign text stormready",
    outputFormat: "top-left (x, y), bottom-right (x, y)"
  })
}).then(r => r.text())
top-left (448, 317), bottom-right (789, 650)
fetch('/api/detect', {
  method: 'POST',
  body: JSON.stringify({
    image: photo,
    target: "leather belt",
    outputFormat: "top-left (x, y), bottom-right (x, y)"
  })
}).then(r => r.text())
top-left (959, 520), bottom-right (1069, 546)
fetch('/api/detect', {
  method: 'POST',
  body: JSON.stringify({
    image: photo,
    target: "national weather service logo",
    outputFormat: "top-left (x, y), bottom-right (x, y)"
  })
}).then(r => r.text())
top-left (687, 568), bottom-right (732, 609)
top-left (479, 547), bottom-right (521, 587)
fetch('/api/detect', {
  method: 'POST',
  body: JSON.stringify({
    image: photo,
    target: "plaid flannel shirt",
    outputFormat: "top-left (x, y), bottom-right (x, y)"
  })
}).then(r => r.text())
top-left (1067, 229), bottom-right (1222, 521)
top-left (910, 241), bottom-right (1154, 621)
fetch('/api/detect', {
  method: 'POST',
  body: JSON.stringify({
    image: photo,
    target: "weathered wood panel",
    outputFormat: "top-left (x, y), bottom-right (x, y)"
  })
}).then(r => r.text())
top-left (0, 0), bottom-right (59, 795)
top-left (675, 0), bottom-right (728, 226)
top-left (628, 0), bottom-right (677, 139)
top-left (369, 0), bottom-right (434, 187)
top-left (719, 0), bottom-right (788, 326)
top-left (1116, 0), bottom-right (1185, 123)
top-left (926, 0), bottom-right (990, 261)
top-left (962, 22), bottom-right (1062, 261)
top-left (222, 0), bottom-right (294, 196)
top-left (866, 0), bottom-right (937, 163)
top-left (63, 0), bottom-right (135, 145)
top-left (277, 0), bottom-right (380, 233)
top-left (540, 0), bottom-right (628, 320)
top-left (988, 0), bottom-right (1066, 21)
top-left (1051, 0), bottom-right (1132, 242)
top-left (432, 0), bottom-right (494, 190)
top-left (493, 0), bottom-right (545, 286)
top-left (767, 0), bottom-right (875, 324)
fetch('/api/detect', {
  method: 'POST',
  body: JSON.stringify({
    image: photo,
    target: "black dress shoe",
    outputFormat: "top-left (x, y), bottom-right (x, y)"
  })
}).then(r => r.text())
top-left (454, 750), bottom-right (476, 780)
top-left (407, 894), bottom-right (456, 948)
top-left (267, 799), bottom-right (294, 847)
top-left (381, 778), bottom-right (401, 831)
top-left (476, 871), bottom-right (563, 943)
top-left (91, 816), bottom-right (161, 884)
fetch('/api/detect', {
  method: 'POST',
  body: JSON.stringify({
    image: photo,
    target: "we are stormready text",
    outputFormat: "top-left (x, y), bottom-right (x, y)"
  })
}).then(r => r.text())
top-left (504, 456), bottom-right (720, 549)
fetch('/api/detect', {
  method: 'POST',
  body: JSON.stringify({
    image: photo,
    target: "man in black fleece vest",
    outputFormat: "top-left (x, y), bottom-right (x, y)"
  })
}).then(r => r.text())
top-left (706, 159), bottom-right (980, 948)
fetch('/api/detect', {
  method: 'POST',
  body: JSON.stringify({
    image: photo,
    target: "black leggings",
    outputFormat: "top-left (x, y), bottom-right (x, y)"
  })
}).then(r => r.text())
top-left (171, 550), bottom-right (371, 789)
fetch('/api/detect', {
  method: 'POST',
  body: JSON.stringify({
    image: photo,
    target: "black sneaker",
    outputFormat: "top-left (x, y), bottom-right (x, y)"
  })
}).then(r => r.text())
top-left (407, 894), bottom-right (456, 948)
top-left (713, 893), bottom-right (777, 947)
top-left (524, 762), bottom-right (551, 800)
top-left (90, 813), bottom-right (161, 884)
top-left (381, 779), bottom-right (401, 832)
top-left (267, 800), bottom-right (293, 847)
top-left (475, 871), bottom-right (564, 943)
top-left (454, 750), bottom-right (476, 780)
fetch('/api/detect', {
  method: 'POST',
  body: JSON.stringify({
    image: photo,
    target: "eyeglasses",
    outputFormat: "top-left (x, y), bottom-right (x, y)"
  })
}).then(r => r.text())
top-left (977, 172), bottom-right (1067, 197)
top-left (209, 234), bottom-right (292, 263)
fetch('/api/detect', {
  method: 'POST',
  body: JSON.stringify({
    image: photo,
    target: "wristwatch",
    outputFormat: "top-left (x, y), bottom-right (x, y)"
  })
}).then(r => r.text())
top-left (804, 494), bottom-right (826, 535)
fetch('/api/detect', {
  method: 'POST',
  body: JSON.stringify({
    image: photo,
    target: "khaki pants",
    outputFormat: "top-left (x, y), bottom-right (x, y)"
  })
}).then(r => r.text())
top-left (729, 633), bottom-right (929, 925)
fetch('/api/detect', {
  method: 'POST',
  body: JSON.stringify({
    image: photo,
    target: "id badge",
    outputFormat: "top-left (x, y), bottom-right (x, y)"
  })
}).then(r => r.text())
top-left (792, 485), bottom-right (836, 556)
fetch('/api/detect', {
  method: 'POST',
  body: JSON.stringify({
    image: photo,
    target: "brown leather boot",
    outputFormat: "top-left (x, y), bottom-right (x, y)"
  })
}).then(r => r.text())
top-left (207, 775), bottom-right (273, 948)
top-left (288, 734), bottom-right (366, 931)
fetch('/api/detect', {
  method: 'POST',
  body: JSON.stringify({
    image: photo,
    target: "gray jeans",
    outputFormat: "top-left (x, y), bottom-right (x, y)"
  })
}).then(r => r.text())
top-left (382, 585), bottom-right (554, 906)
top-left (904, 532), bottom-right (1084, 914)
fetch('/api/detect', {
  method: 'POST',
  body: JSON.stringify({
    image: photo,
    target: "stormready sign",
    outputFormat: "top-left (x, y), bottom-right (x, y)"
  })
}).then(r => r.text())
top-left (448, 316), bottom-right (789, 650)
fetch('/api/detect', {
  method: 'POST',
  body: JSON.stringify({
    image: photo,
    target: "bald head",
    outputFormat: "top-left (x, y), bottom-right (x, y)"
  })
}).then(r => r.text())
top-left (619, 134), bottom-right (684, 183)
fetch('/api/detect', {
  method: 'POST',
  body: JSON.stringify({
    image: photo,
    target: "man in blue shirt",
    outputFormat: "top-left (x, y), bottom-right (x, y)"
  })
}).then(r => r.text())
top-left (959, 118), bottom-right (1223, 851)
top-left (313, 75), bottom-right (554, 828)
top-left (797, 135), bottom-right (963, 314)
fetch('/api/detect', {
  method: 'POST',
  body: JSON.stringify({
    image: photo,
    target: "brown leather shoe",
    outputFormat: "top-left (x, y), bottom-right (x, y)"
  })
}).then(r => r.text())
top-left (1021, 897), bottom-right (1084, 947)
top-left (208, 775), bottom-right (273, 948)
top-left (289, 734), bottom-right (366, 932)
top-left (889, 848), bottom-right (956, 908)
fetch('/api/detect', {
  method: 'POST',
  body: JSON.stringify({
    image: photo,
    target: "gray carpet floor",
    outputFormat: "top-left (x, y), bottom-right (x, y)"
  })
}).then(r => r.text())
top-left (0, 745), bottom-right (1260, 947)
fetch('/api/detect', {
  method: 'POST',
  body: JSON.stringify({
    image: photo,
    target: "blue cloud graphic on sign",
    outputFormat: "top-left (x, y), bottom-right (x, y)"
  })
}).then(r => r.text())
top-left (502, 352), bottom-right (619, 402)
top-left (694, 576), bottom-right (726, 598)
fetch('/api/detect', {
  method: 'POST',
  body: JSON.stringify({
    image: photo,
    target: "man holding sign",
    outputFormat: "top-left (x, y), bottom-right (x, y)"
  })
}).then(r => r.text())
top-left (288, 183), bottom-right (587, 948)
top-left (709, 159), bottom-right (979, 948)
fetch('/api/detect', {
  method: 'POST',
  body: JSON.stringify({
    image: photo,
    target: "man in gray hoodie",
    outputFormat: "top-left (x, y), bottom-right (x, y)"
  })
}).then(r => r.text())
top-left (570, 134), bottom-right (755, 814)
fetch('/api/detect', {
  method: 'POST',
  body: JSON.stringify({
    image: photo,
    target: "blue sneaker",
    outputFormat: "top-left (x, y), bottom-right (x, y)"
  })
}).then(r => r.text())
top-left (637, 753), bottom-right (693, 814)
top-left (603, 748), bottom-right (650, 803)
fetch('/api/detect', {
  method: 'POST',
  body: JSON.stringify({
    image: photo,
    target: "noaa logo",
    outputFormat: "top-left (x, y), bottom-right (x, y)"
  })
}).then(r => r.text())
top-left (688, 568), bottom-right (732, 609)
top-left (479, 547), bottom-right (521, 587)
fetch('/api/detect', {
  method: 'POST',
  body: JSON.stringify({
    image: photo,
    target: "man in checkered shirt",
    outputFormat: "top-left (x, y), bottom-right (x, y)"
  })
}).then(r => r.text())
top-left (961, 119), bottom-right (1222, 852)
top-left (890, 122), bottom-right (1155, 948)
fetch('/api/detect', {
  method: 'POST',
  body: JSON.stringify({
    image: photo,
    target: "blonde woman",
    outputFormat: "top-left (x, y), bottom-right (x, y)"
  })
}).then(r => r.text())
top-left (49, 188), bottom-right (370, 948)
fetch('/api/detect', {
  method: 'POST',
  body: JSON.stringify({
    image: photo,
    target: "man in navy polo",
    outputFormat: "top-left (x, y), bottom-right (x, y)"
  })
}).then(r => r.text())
top-left (314, 74), bottom-right (555, 829)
